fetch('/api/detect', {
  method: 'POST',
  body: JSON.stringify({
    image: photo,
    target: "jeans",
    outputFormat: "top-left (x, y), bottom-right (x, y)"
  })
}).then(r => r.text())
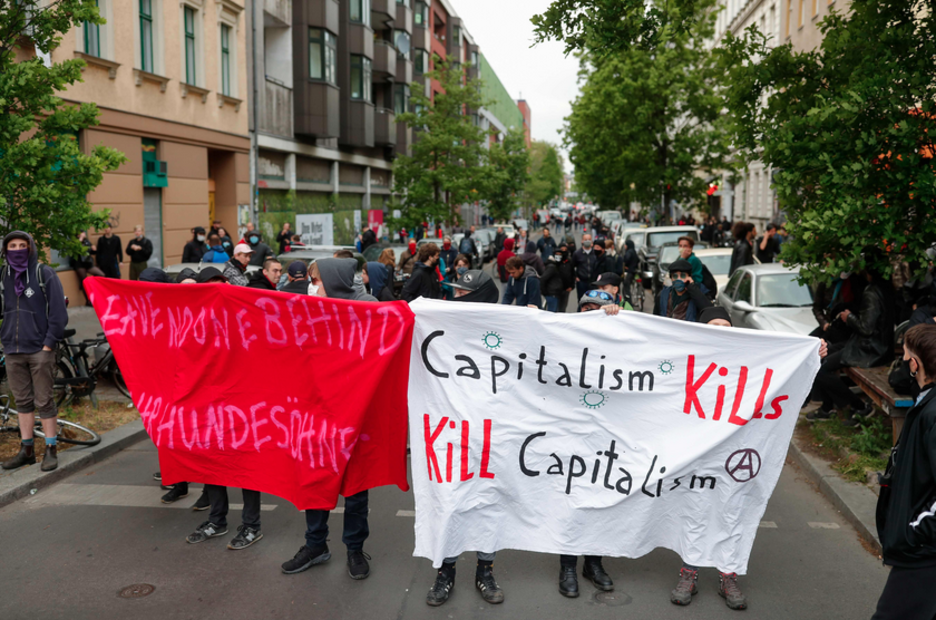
top-left (206, 484), bottom-right (261, 529)
top-left (305, 490), bottom-right (369, 551)
top-left (872, 564), bottom-right (936, 620)
top-left (810, 346), bottom-right (864, 411)
top-left (443, 552), bottom-right (496, 565)
top-left (545, 295), bottom-right (559, 312)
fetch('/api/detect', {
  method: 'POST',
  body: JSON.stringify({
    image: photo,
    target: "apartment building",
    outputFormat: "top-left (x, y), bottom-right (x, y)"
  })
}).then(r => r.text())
top-left (44, 0), bottom-right (251, 301)
top-left (783, 0), bottom-right (850, 52)
top-left (249, 0), bottom-right (527, 243)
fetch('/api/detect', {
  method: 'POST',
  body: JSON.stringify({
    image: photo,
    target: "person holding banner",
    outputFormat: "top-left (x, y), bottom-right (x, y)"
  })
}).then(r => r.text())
top-left (656, 259), bottom-right (712, 321)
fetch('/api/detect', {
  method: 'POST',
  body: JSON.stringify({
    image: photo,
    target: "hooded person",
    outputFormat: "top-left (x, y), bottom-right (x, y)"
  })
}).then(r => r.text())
top-left (622, 238), bottom-right (639, 290)
top-left (195, 267), bottom-right (230, 284)
top-left (449, 270), bottom-right (499, 304)
top-left (138, 268), bottom-right (170, 284)
top-left (502, 256), bottom-right (542, 308)
top-left (520, 240), bottom-right (546, 276)
top-left (366, 261), bottom-right (395, 302)
top-left (182, 227), bottom-right (209, 264)
top-left (245, 231), bottom-right (275, 267)
top-left (540, 255), bottom-right (566, 312)
top-left (496, 238), bottom-right (516, 283)
top-left (399, 240), bottom-right (419, 276)
top-left (0, 231), bottom-right (68, 473)
top-left (401, 243), bottom-right (442, 303)
top-left (311, 257), bottom-right (378, 302)
top-left (176, 267), bottom-right (198, 284)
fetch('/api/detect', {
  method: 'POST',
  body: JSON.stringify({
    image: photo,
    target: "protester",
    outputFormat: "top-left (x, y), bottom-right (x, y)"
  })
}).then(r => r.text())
top-left (222, 243), bottom-right (253, 287)
top-left (361, 226), bottom-right (378, 252)
top-left (540, 254), bottom-right (565, 312)
top-left (493, 227), bottom-right (507, 253)
top-left (872, 324), bottom-right (936, 620)
top-left (202, 234), bottom-right (230, 264)
top-left (365, 261), bottom-right (395, 302)
top-left (756, 223), bottom-right (781, 264)
top-left (729, 222), bottom-right (756, 276)
top-left (573, 234), bottom-right (598, 302)
top-left (399, 240), bottom-right (418, 276)
top-left (175, 268), bottom-right (198, 284)
top-left (496, 238), bottom-right (516, 283)
top-left (138, 267), bottom-right (170, 284)
top-left (96, 225), bottom-right (123, 278)
top-left (246, 232), bottom-right (275, 267)
top-left (289, 234), bottom-right (306, 251)
top-left (622, 238), bottom-right (639, 291)
top-left (0, 232), bottom-right (68, 473)
top-left (275, 223), bottom-right (292, 255)
top-left (458, 229), bottom-right (479, 268)
top-left (125, 225), bottom-right (153, 280)
top-left (187, 474), bottom-right (263, 549)
top-left (520, 241), bottom-right (546, 276)
top-left (593, 273), bottom-right (633, 310)
top-left (447, 269), bottom-right (500, 304)
top-left (217, 227), bottom-right (234, 253)
top-left (502, 256), bottom-right (542, 308)
top-left (678, 236), bottom-right (704, 286)
top-left (810, 272), bottom-right (863, 343)
top-left (402, 244), bottom-right (442, 303)
top-left (182, 227), bottom-right (208, 264)
top-left (439, 237), bottom-right (458, 279)
top-left (239, 221), bottom-right (256, 244)
top-left (537, 228), bottom-right (557, 261)
top-left (282, 258), bottom-right (375, 579)
top-left (378, 247), bottom-right (396, 272)
top-left (656, 259), bottom-right (713, 321)
top-left (280, 261), bottom-right (311, 295)
top-left (247, 258), bottom-right (282, 291)
top-left (69, 231), bottom-right (104, 304)
top-left (553, 244), bottom-right (576, 313)
top-left (592, 240), bottom-right (613, 276)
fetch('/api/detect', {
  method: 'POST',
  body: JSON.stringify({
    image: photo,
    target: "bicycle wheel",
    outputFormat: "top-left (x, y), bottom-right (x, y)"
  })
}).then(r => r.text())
top-left (112, 364), bottom-right (131, 400)
top-left (631, 279), bottom-right (644, 312)
top-left (34, 418), bottom-right (101, 446)
top-left (53, 359), bottom-right (75, 407)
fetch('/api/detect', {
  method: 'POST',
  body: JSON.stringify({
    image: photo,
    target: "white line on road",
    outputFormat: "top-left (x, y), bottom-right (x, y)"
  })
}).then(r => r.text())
top-left (759, 521), bottom-right (778, 528)
top-left (396, 510), bottom-right (416, 517)
top-left (808, 522), bottom-right (840, 529)
top-left (23, 484), bottom-right (277, 511)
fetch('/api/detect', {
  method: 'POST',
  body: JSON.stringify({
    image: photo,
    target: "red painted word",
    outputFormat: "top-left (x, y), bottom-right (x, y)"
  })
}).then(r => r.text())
top-left (423, 415), bottom-right (496, 484)
top-left (683, 355), bottom-right (789, 425)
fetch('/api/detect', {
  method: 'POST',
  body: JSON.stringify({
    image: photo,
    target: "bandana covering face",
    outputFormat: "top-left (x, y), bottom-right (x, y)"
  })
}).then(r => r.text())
top-left (6, 248), bottom-right (29, 297)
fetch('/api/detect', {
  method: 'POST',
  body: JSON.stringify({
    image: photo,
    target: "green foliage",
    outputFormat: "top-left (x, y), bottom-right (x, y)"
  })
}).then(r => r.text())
top-left (562, 0), bottom-right (732, 212)
top-left (0, 1), bottom-right (127, 261)
top-left (525, 141), bottom-right (563, 208)
top-left (392, 56), bottom-right (491, 229)
top-left (808, 412), bottom-right (891, 483)
top-left (485, 127), bottom-right (530, 222)
top-left (719, 0), bottom-right (936, 283)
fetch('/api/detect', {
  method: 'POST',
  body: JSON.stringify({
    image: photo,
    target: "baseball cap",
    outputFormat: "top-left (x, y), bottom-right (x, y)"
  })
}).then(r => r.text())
top-left (448, 270), bottom-right (488, 291)
top-left (195, 266), bottom-right (228, 284)
top-left (579, 289), bottom-right (615, 309)
top-left (699, 306), bottom-right (733, 326)
top-left (233, 243), bottom-right (254, 255)
top-left (287, 260), bottom-right (308, 278)
top-left (592, 272), bottom-right (622, 288)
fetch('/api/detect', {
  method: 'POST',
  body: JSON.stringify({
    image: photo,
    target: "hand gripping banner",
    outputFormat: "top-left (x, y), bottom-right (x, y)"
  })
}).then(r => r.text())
top-left (408, 299), bottom-right (821, 572)
top-left (84, 278), bottom-right (413, 510)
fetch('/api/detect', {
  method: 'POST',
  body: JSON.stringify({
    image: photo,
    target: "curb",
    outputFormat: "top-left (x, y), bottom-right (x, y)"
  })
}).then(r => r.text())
top-left (788, 435), bottom-right (882, 555)
top-left (0, 419), bottom-right (147, 510)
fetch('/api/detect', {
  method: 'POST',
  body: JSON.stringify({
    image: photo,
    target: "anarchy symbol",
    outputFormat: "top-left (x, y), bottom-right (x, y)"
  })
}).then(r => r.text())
top-left (725, 449), bottom-right (762, 483)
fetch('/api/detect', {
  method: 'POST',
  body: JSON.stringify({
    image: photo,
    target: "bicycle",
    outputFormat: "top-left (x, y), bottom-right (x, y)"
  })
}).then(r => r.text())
top-left (0, 393), bottom-right (101, 446)
top-left (54, 329), bottom-right (131, 407)
top-left (630, 275), bottom-right (645, 312)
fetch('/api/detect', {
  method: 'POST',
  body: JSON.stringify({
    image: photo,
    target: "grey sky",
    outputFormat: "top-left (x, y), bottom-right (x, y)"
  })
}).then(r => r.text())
top-left (453, 0), bottom-right (580, 172)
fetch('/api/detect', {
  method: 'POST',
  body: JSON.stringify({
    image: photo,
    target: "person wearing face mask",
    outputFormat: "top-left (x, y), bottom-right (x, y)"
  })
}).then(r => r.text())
top-left (246, 232), bottom-right (274, 267)
top-left (202, 234), bottom-right (231, 264)
top-left (364, 261), bottom-right (395, 301)
top-left (591, 240), bottom-right (612, 277)
top-left (655, 259), bottom-right (712, 321)
top-left (553, 245), bottom-right (576, 312)
top-left (222, 243), bottom-right (254, 287)
top-left (496, 238), bottom-right (516, 283)
top-left (572, 234), bottom-right (598, 304)
top-left (183, 227), bottom-right (209, 264)
top-left (0, 232), bottom-right (68, 473)
top-left (239, 221), bottom-right (256, 244)
top-left (217, 227), bottom-right (234, 253)
top-left (439, 237), bottom-right (458, 279)
top-left (537, 228), bottom-right (557, 261)
top-left (402, 244), bottom-right (443, 303)
top-left (96, 225), bottom-right (123, 278)
top-left (126, 225), bottom-right (154, 280)
top-left (399, 240), bottom-right (418, 276)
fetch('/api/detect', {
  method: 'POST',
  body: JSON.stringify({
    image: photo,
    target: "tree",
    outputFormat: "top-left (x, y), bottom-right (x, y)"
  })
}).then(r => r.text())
top-left (720, 0), bottom-right (936, 282)
top-left (561, 1), bottom-right (732, 216)
top-left (392, 56), bottom-right (491, 229)
top-left (484, 126), bottom-right (530, 222)
top-left (1, 1), bottom-right (127, 262)
top-left (525, 141), bottom-right (563, 209)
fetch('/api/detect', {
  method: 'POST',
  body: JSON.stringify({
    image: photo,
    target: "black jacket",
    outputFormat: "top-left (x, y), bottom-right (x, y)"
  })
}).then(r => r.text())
top-left (729, 239), bottom-right (753, 276)
top-left (126, 236), bottom-right (153, 264)
top-left (246, 271), bottom-right (277, 291)
top-left (622, 240), bottom-right (639, 274)
top-left (572, 248), bottom-right (598, 282)
top-left (841, 283), bottom-right (894, 368)
top-left (401, 262), bottom-right (441, 302)
top-left (540, 261), bottom-right (565, 297)
top-left (276, 231), bottom-right (292, 255)
top-left (281, 279), bottom-right (310, 295)
top-left (755, 235), bottom-right (781, 264)
top-left (69, 237), bottom-right (95, 270)
top-left (182, 240), bottom-right (207, 264)
top-left (878, 387), bottom-right (936, 568)
top-left (97, 235), bottom-right (123, 268)
top-left (493, 232), bottom-right (507, 253)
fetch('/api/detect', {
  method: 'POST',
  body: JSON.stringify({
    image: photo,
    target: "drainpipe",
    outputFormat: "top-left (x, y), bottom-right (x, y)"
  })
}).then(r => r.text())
top-left (250, 0), bottom-right (260, 226)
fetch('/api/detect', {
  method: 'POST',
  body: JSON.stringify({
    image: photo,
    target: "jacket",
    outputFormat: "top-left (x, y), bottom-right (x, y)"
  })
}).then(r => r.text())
top-left (493, 232), bottom-right (507, 253)
top-left (316, 258), bottom-right (377, 302)
top-left (276, 230), bottom-right (292, 255)
top-left (729, 239), bottom-right (754, 276)
top-left (496, 239), bottom-right (516, 283)
top-left (402, 262), bottom-right (442, 303)
top-left (246, 235), bottom-right (275, 267)
top-left (202, 246), bottom-right (230, 264)
top-left (656, 282), bottom-right (712, 322)
top-left (840, 283), bottom-right (894, 368)
top-left (281, 278), bottom-right (311, 295)
top-left (247, 271), bottom-right (277, 291)
top-left (540, 261), bottom-right (564, 297)
top-left (520, 241), bottom-right (546, 276)
top-left (622, 240), bottom-right (639, 274)
top-left (398, 250), bottom-right (418, 276)
top-left (182, 239), bottom-right (207, 264)
top-left (69, 237), bottom-right (95, 270)
top-left (126, 236), bottom-right (153, 264)
top-left (572, 247), bottom-right (598, 282)
top-left (877, 387), bottom-right (936, 568)
top-left (366, 261), bottom-right (396, 302)
top-left (439, 248), bottom-right (458, 276)
top-left (502, 266), bottom-right (542, 308)
top-left (0, 231), bottom-right (68, 354)
top-left (222, 260), bottom-right (249, 287)
top-left (687, 253), bottom-right (704, 284)
top-left (556, 256), bottom-right (575, 289)
top-left (97, 234), bottom-right (123, 268)
top-left (537, 236), bottom-right (557, 261)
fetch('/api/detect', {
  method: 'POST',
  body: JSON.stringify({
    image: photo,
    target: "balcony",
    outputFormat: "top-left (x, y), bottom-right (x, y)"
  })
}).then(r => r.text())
top-left (292, 0), bottom-right (339, 34)
top-left (375, 108), bottom-right (397, 146)
top-left (371, 0), bottom-right (394, 27)
top-left (348, 22), bottom-right (374, 59)
top-left (295, 82), bottom-right (340, 139)
top-left (345, 100), bottom-right (375, 147)
top-left (396, 57), bottom-right (413, 85)
top-left (260, 78), bottom-right (293, 137)
top-left (395, 2), bottom-right (413, 34)
top-left (373, 40), bottom-right (397, 80)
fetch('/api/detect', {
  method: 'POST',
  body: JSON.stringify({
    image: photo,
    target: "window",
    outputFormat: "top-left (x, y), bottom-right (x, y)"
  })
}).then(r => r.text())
top-left (812, 0), bottom-right (819, 16)
top-left (724, 270), bottom-right (744, 298)
top-left (735, 273), bottom-right (753, 303)
top-left (414, 48), bottom-right (428, 74)
top-left (393, 83), bottom-right (410, 115)
top-left (415, 1), bottom-right (428, 26)
top-left (453, 26), bottom-right (460, 41)
top-left (184, 6), bottom-right (196, 84)
top-left (785, 0), bottom-right (792, 37)
top-left (350, 55), bottom-right (371, 101)
top-left (309, 28), bottom-right (336, 84)
top-left (350, 0), bottom-right (370, 27)
top-left (84, 0), bottom-right (101, 57)
top-left (396, 0), bottom-right (410, 6)
top-left (220, 24), bottom-right (231, 95)
top-left (140, 0), bottom-right (153, 71)
top-left (470, 51), bottom-right (478, 67)
top-left (797, 0), bottom-right (804, 27)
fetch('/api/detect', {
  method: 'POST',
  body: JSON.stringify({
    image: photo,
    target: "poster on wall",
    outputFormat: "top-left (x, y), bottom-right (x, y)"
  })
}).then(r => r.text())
top-left (297, 213), bottom-right (334, 247)
top-left (368, 210), bottom-right (384, 235)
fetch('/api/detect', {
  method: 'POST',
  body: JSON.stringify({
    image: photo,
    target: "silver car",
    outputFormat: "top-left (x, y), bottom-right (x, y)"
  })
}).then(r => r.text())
top-left (717, 263), bottom-right (818, 335)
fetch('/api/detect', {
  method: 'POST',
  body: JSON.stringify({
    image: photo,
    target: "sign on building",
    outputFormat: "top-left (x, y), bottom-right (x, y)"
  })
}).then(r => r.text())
top-left (297, 213), bottom-right (334, 247)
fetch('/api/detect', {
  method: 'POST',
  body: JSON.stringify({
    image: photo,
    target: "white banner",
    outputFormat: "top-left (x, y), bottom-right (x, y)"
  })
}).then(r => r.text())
top-left (297, 213), bottom-right (334, 247)
top-left (407, 299), bottom-right (821, 573)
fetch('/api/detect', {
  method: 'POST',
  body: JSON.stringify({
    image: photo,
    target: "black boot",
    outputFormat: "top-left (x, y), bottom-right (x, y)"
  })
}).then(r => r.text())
top-left (559, 565), bottom-right (579, 598)
top-left (475, 561), bottom-right (504, 604)
top-left (583, 557), bottom-right (614, 591)
top-left (2, 443), bottom-right (36, 470)
top-left (426, 564), bottom-right (455, 607)
top-left (40, 444), bottom-right (58, 472)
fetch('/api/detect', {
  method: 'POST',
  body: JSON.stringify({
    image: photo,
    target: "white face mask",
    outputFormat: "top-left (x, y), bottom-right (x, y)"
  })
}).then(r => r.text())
top-left (197, 235), bottom-right (206, 242)
top-left (840, 271), bottom-right (851, 280)
top-left (308, 283), bottom-right (322, 297)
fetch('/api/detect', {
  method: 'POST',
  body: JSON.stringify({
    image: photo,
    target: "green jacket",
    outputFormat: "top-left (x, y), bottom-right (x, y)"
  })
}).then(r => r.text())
top-left (687, 253), bottom-right (704, 285)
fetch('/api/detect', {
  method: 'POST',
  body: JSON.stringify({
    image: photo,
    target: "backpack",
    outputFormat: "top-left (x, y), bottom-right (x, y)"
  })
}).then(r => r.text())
top-left (459, 236), bottom-right (474, 255)
top-left (701, 264), bottom-right (718, 300)
top-left (0, 263), bottom-right (49, 317)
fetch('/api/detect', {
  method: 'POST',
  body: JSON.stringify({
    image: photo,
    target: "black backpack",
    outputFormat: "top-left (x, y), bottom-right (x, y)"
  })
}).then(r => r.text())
top-left (701, 264), bottom-right (718, 300)
top-left (459, 236), bottom-right (474, 254)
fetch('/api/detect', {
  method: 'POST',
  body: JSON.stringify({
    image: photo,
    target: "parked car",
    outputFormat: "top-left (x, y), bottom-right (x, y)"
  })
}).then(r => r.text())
top-left (361, 241), bottom-right (405, 263)
top-left (695, 247), bottom-right (734, 297)
top-left (614, 226), bottom-right (649, 254)
top-left (472, 228), bottom-right (496, 263)
top-left (633, 226), bottom-right (701, 287)
top-left (716, 263), bottom-right (817, 335)
top-left (596, 210), bottom-right (622, 227)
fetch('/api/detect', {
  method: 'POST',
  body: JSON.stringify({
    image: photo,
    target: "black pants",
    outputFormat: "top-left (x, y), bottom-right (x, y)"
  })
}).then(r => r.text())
top-left (305, 490), bottom-right (369, 551)
top-left (206, 484), bottom-right (261, 529)
top-left (811, 347), bottom-right (864, 411)
top-left (560, 555), bottom-right (602, 568)
top-left (872, 565), bottom-right (936, 620)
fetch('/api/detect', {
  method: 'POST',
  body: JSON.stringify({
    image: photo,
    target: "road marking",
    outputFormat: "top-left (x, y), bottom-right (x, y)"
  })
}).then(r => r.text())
top-left (759, 521), bottom-right (778, 528)
top-left (396, 510), bottom-right (416, 517)
top-left (23, 484), bottom-right (277, 511)
top-left (808, 522), bottom-right (840, 529)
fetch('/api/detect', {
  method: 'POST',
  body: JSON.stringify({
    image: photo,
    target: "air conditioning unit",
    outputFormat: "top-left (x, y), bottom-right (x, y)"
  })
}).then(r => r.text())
top-left (143, 159), bottom-right (168, 187)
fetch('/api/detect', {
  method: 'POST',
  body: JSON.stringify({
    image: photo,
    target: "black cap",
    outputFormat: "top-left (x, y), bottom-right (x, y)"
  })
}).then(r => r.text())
top-left (175, 268), bottom-right (197, 283)
top-left (193, 226), bottom-right (206, 235)
top-left (195, 267), bottom-right (228, 284)
top-left (287, 260), bottom-right (308, 278)
top-left (668, 259), bottom-right (693, 275)
top-left (592, 272), bottom-right (622, 288)
top-left (138, 268), bottom-right (169, 283)
top-left (699, 306), bottom-right (733, 325)
top-left (448, 270), bottom-right (488, 292)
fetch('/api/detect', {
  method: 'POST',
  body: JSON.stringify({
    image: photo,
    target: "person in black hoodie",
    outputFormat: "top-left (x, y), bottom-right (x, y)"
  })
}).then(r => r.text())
top-left (96, 225), bottom-right (123, 278)
top-left (402, 243), bottom-right (442, 303)
top-left (247, 258), bottom-right (282, 291)
top-left (245, 231), bottom-right (275, 267)
top-left (0, 232), bottom-right (68, 473)
top-left (540, 254), bottom-right (565, 312)
top-left (729, 222), bottom-right (756, 276)
top-left (520, 240), bottom-right (546, 276)
top-left (365, 261), bottom-right (396, 302)
top-left (182, 227), bottom-right (208, 264)
top-left (621, 238), bottom-right (639, 294)
top-left (873, 324), bottom-right (936, 620)
top-left (555, 244), bottom-right (576, 313)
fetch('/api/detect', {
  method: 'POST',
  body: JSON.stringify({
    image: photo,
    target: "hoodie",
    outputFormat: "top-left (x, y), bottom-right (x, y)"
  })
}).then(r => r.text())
top-left (496, 238), bottom-right (516, 283)
top-left (366, 261), bottom-right (395, 302)
top-left (502, 265), bottom-right (542, 308)
top-left (316, 258), bottom-right (377, 302)
top-left (520, 241), bottom-right (546, 276)
top-left (246, 232), bottom-right (275, 267)
top-left (622, 239), bottom-right (639, 273)
top-left (0, 231), bottom-right (68, 353)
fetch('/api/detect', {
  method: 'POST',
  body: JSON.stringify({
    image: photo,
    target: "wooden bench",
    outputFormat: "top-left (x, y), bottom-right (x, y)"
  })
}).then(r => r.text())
top-left (845, 366), bottom-right (914, 443)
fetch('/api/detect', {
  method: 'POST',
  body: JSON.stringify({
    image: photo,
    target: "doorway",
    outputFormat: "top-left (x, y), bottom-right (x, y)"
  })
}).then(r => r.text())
top-left (143, 187), bottom-right (163, 267)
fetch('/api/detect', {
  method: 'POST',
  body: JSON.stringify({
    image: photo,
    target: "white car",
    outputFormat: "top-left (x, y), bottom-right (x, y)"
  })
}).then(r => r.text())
top-left (694, 247), bottom-right (733, 296)
top-left (717, 263), bottom-right (818, 335)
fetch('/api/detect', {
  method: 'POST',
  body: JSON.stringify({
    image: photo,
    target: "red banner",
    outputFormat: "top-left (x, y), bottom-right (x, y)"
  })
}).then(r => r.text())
top-left (84, 278), bottom-right (414, 510)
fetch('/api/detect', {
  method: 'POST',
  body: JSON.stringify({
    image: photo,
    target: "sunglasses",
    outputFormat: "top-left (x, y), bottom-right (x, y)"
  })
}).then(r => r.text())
top-left (584, 290), bottom-right (614, 302)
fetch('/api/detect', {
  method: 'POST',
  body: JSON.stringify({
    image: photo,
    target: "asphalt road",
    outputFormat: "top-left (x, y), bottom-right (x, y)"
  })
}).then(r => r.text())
top-left (0, 229), bottom-right (890, 619)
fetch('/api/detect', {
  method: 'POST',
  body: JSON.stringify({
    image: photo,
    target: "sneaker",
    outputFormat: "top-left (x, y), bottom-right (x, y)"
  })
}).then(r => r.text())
top-left (718, 572), bottom-right (747, 610)
top-left (671, 567), bottom-right (699, 605)
top-left (558, 566), bottom-right (579, 598)
top-left (192, 490), bottom-right (210, 511)
top-left (161, 485), bottom-right (189, 504)
top-left (281, 544), bottom-right (330, 574)
top-left (806, 408), bottom-right (835, 422)
top-left (153, 471), bottom-right (161, 481)
top-left (475, 564), bottom-right (504, 604)
top-left (582, 557), bottom-right (614, 591)
top-left (426, 565), bottom-right (455, 606)
top-left (185, 521), bottom-right (228, 544)
top-left (348, 550), bottom-right (371, 580)
top-left (227, 524), bottom-right (263, 550)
